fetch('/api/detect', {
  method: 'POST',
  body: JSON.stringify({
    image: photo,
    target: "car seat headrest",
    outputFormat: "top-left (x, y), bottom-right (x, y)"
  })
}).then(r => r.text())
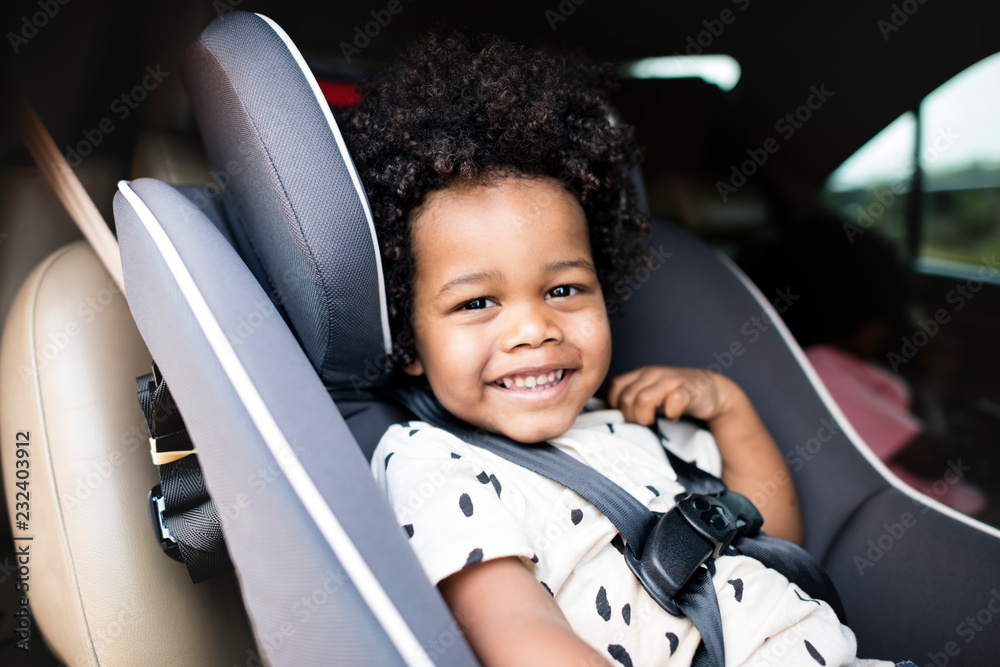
top-left (183, 11), bottom-right (391, 390)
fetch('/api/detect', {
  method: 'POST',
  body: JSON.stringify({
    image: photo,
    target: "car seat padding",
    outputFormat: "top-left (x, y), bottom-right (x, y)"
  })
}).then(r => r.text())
top-left (183, 11), bottom-right (392, 391)
top-left (116, 178), bottom-right (472, 666)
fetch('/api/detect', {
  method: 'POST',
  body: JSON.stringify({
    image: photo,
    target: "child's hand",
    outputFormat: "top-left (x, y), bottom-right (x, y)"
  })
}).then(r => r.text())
top-left (607, 365), bottom-right (739, 425)
top-left (609, 365), bottom-right (804, 544)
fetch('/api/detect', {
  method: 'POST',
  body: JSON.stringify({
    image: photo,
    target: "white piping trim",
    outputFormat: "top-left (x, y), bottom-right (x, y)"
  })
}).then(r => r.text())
top-left (117, 180), bottom-right (434, 667)
top-left (256, 13), bottom-right (393, 357)
top-left (718, 252), bottom-right (1000, 540)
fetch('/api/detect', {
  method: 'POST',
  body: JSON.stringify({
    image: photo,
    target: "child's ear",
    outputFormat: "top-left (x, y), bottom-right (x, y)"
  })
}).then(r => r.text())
top-left (403, 358), bottom-right (424, 376)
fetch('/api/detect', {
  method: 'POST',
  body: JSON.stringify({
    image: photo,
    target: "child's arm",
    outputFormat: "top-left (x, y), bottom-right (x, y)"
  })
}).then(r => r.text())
top-left (607, 366), bottom-right (803, 545)
top-left (439, 556), bottom-right (610, 667)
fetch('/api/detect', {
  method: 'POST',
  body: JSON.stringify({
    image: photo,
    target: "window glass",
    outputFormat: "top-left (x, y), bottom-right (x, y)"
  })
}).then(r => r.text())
top-left (919, 52), bottom-right (1000, 266)
top-left (824, 112), bottom-right (915, 254)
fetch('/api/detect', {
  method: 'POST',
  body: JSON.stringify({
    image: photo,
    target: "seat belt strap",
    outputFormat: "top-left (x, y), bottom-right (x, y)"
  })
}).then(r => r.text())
top-left (676, 567), bottom-right (725, 667)
top-left (391, 384), bottom-right (729, 661)
top-left (12, 88), bottom-right (124, 291)
top-left (390, 382), bottom-right (660, 554)
top-left (136, 364), bottom-right (234, 583)
top-left (391, 383), bottom-right (846, 666)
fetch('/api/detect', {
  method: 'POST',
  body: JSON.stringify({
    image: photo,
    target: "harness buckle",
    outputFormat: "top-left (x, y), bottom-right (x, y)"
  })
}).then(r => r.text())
top-left (147, 484), bottom-right (184, 562)
top-left (624, 491), bottom-right (763, 615)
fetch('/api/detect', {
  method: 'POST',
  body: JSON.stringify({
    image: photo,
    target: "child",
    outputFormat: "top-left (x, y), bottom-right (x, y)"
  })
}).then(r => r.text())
top-left (343, 33), bottom-right (901, 667)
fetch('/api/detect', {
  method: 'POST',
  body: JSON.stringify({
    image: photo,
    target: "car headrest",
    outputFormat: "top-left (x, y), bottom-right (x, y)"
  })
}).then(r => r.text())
top-left (183, 11), bottom-right (391, 390)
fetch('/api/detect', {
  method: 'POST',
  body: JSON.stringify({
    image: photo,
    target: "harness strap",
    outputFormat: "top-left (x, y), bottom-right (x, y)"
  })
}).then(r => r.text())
top-left (137, 365), bottom-right (233, 583)
top-left (390, 383), bottom-right (846, 666)
top-left (393, 384), bottom-right (659, 554)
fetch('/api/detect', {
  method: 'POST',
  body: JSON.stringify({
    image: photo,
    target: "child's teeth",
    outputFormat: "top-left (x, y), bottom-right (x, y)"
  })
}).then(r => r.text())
top-left (498, 370), bottom-right (566, 390)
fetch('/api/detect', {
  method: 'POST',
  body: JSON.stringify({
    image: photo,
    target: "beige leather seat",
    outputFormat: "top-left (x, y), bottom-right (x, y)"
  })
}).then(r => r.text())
top-left (0, 240), bottom-right (253, 666)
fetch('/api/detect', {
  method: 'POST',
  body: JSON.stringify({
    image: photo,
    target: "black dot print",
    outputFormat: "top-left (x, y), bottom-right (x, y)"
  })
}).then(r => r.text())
top-left (728, 578), bottom-right (744, 602)
top-left (383, 452), bottom-right (394, 469)
top-left (805, 640), bottom-right (826, 665)
top-left (403, 524), bottom-right (413, 538)
top-left (459, 493), bottom-right (474, 517)
top-left (450, 452), bottom-right (461, 459)
top-left (464, 548), bottom-right (483, 567)
top-left (571, 509), bottom-right (583, 525)
top-left (596, 586), bottom-right (611, 621)
top-left (646, 485), bottom-right (660, 497)
top-left (795, 589), bottom-right (820, 606)
top-left (665, 632), bottom-right (678, 656)
top-left (607, 644), bottom-right (633, 667)
top-left (489, 474), bottom-right (502, 497)
top-left (606, 423), bottom-right (615, 434)
top-left (530, 553), bottom-right (538, 563)
top-left (477, 471), bottom-right (490, 484)
top-left (611, 534), bottom-right (626, 555)
top-left (622, 603), bottom-right (631, 625)
top-left (540, 581), bottom-right (554, 596)
top-left (408, 429), bottom-right (420, 437)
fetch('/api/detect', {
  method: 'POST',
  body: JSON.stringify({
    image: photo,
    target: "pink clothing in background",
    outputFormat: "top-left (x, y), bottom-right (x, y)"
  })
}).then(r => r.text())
top-left (806, 344), bottom-right (985, 516)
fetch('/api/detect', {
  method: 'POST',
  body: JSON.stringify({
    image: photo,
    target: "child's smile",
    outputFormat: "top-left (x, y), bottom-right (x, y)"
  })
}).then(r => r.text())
top-left (403, 175), bottom-right (612, 443)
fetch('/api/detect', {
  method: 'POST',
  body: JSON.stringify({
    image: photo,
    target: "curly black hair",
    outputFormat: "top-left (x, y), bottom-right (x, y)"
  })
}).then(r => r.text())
top-left (340, 32), bottom-right (650, 368)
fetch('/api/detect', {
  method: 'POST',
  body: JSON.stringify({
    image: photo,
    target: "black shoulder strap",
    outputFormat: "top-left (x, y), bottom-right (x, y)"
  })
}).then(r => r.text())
top-left (393, 383), bottom-right (660, 556)
top-left (389, 383), bottom-right (846, 667)
top-left (136, 364), bottom-right (233, 583)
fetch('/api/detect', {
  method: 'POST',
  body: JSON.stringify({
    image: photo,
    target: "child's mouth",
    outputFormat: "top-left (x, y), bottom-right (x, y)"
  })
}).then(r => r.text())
top-left (493, 368), bottom-right (566, 392)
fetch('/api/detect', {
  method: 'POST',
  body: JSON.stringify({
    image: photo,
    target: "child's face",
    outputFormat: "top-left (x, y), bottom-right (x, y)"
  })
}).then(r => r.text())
top-left (404, 176), bottom-right (612, 443)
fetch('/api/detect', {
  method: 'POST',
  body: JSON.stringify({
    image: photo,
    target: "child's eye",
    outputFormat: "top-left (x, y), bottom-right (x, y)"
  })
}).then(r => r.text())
top-left (547, 285), bottom-right (580, 299)
top-left (461, 297), bottom-right (497, 310)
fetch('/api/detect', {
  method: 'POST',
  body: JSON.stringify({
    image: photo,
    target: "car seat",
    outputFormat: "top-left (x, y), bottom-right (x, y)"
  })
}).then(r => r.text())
top-left (7, 9), bottom-right (1000, 666)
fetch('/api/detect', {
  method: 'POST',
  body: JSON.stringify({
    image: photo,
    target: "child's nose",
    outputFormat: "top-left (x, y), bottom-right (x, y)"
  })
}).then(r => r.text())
top-left (501, 302), bottom-right (563, 350)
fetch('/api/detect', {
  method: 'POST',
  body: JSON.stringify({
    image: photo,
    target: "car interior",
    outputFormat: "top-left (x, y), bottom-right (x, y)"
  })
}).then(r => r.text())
top-left (2, 1), bottom-right (1000, 666)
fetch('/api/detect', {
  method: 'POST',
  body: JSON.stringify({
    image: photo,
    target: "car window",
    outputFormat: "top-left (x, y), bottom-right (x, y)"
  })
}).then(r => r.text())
top-left (824, 111), bottom-right (915, 255)
top-left (824, 51), bottom-right (1000, 273)
top-left (920, 53), bottom-right (1000, 268)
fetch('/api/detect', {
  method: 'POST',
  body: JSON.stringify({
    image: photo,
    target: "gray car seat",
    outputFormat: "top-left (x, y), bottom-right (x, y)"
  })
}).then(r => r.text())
top-left (109, 10), bottom-right (1000, 666)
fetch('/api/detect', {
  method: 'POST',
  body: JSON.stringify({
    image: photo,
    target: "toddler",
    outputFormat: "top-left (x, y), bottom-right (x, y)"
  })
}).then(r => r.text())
top-left (343, 32), bottom-right (904, 667)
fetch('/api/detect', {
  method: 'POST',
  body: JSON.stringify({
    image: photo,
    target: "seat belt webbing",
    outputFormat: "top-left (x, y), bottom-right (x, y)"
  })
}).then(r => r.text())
top-left (394, 384), bottom-right (659, 554)
top-left (391, 383), bottom-right (846, 667)
top-left (137, 367), bottom-right (234, 583)
top-left (12, 89), bottom-right (124, 291)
